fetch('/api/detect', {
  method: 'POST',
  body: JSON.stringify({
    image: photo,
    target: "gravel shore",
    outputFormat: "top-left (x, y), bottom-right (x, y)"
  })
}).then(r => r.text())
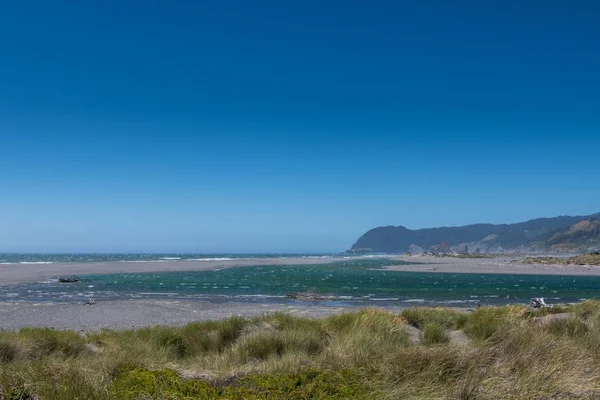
top-left (0, 299), bottom-right (395, 331)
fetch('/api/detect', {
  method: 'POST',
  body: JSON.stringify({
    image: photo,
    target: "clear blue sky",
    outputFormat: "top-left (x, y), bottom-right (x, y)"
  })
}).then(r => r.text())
top-left (1, 1), bottom-right (599, 253)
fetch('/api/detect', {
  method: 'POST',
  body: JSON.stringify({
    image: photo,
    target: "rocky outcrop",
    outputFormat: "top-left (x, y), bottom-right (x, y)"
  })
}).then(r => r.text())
top-left (430, 241), bottom-right (451, 254)
top-left (408, 244), bottom-right (424, 254)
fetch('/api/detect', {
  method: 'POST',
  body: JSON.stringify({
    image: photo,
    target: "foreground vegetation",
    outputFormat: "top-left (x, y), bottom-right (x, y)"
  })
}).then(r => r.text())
top-left (2, 302), bottom-right (600, 399)
top-left (522, 252), bottom-right (600, 266)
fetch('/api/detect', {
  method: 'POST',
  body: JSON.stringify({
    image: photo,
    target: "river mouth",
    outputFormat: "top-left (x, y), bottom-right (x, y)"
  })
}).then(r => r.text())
top-left (1, 259), bottom-right (598, 307)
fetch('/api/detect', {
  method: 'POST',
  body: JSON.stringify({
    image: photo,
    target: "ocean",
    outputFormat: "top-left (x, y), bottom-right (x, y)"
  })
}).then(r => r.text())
top-left (0, 253), bottom-right (337, 264)
top-left (1, 255), bottom-right (599, 307)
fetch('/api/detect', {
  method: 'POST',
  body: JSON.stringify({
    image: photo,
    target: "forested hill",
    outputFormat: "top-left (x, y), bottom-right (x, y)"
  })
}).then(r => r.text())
top-left (350, 213), bottom-right (600, 254)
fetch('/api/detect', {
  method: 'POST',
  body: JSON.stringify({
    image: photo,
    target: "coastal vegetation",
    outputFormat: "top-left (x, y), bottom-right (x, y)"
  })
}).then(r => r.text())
top-left (419, 252), bottom-right (499, 259)
top-left (2, 303), bottom-right (600, 398)
top-left (522, 252), bottom-right (600, 266)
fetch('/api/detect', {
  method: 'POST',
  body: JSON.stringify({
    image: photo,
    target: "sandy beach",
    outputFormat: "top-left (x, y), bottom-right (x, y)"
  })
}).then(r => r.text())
top-left (388, 255), bottom-right (600, 276)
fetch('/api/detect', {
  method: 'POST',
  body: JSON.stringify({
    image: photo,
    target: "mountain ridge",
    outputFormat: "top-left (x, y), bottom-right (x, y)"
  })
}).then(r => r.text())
top-left (351, 213), bottom-right (600, 254)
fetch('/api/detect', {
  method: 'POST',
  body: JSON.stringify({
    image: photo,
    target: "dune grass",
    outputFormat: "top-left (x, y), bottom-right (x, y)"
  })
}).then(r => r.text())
top-left (2, 303), bottom-right (600, 399)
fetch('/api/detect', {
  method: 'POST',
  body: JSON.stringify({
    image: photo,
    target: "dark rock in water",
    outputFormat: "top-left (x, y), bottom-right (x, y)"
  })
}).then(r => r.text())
top-left (58, 275), bottom-right (80, 283)
top-left (529, 298), bottom-right (547, 308)
top-left (345, 248), bottom-right (374, 254)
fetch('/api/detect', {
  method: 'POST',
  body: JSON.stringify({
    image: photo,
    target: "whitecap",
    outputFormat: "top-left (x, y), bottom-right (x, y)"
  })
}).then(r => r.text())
top-left (18, 261), bottom-right (54, 265)
top-left (370, 297), bottom-right (400, 301)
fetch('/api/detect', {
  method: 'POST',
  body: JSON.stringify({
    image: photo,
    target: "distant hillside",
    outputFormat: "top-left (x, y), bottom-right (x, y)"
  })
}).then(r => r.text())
top-left (350, 213), bottom-right (600, 254)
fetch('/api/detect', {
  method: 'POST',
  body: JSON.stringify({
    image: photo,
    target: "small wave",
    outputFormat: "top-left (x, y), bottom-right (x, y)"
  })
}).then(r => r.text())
top-left (160, 257), bottom-right (181, 260)
top-left (404, 299), bottom-right (425, 303)
top-left (370, 297), bottom-right (400, 301)
top-left (138, 292), bottom-right (179, 296)
top-left (438, 300), bottom-right (480, 304)
top-left (186, 257), bottom-right (235, 261)
top-left (18, 261), bottom-right (54, 265)
top-left (301, 256), bottom-right (332, 259)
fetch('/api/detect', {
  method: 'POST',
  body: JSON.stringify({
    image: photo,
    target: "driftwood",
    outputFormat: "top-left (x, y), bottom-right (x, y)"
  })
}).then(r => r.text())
top-left (529, 298), bottom-right (547, 308)
top-left (287, 292), bottom-right (338, 301)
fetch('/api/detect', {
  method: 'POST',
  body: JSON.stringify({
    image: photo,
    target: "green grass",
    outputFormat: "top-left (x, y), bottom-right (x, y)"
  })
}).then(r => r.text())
top-left (400, 306), bottom-right (468, 329)
top-left (421, 323), bottom-right (448, 345)
top-left (112, 368), bottom-right (372, 399)
top-left (3, 304), bottom-right (600, 399)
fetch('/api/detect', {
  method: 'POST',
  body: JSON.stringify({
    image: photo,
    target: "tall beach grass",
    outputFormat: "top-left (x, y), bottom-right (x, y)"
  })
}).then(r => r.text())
top-left (2, 303), bottom-right (600, 399)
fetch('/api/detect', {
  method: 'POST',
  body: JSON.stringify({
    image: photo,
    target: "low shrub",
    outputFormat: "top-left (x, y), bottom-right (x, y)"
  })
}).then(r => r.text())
top-left (112, 368), bottom-right (372, 400)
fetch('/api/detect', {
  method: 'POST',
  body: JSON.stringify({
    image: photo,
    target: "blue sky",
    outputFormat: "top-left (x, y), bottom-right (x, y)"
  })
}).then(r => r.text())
top-left (1, 1), bottom-right (599, 253)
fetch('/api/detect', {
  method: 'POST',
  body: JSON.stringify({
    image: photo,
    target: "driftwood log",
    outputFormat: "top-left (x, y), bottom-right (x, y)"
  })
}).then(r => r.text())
top-left (529, 298), bottom-right (547, 308)
top-left (287, 292), bottom-right (337, 301)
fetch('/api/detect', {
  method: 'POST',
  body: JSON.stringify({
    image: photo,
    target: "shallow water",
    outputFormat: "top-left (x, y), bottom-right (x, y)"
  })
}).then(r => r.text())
top-left (1, 259), bottom-right (599, 307)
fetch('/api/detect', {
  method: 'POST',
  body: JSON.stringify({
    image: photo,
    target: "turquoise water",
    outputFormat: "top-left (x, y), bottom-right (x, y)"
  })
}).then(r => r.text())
top-left (2, 259), bottom-right (600, 307)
